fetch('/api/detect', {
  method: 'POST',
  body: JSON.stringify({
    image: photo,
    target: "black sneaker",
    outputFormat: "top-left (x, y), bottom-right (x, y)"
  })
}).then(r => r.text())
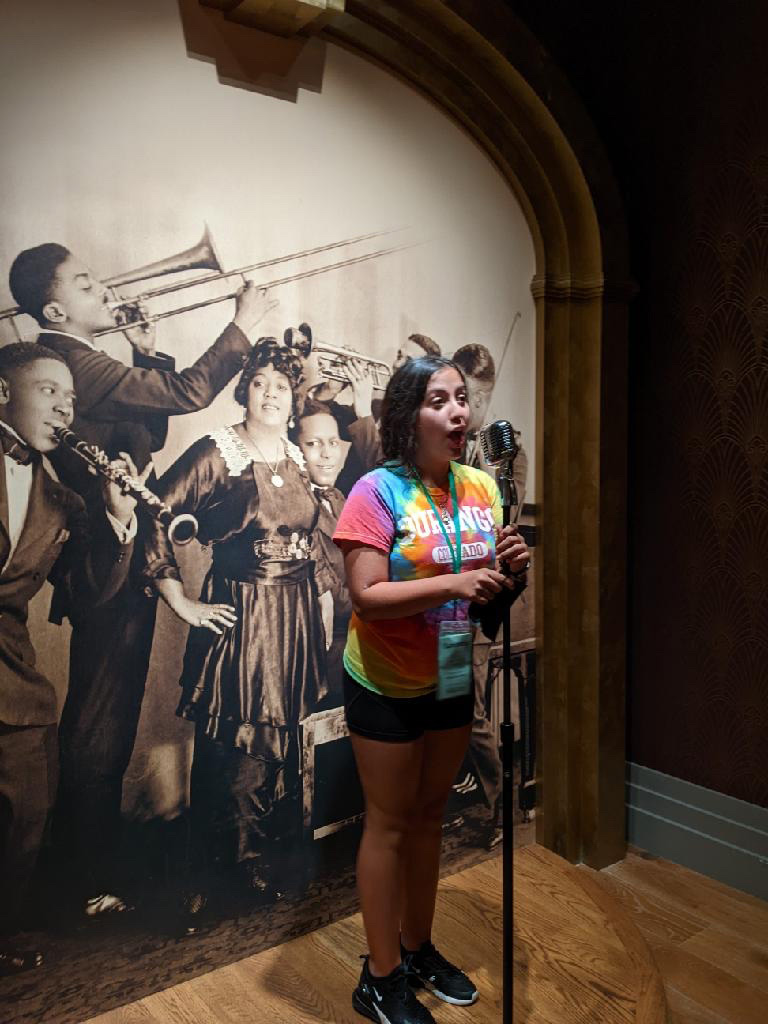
top-left (353, 956), bottom-right (436, 1024)
top-left (403, 940), bottom-right (479, 1006)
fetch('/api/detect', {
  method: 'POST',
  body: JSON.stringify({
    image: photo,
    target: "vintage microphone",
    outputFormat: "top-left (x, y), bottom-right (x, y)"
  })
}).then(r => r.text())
top-left (481, 419), bottom-right (520, 509)
top-left (480, 419), bottom-right (521, 1024)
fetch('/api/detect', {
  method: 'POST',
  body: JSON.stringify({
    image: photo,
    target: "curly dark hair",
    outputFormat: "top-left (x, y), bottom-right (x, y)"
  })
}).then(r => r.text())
top-left (379, 356), bottom-right (466, 470)
top-left (452, 343), bottom-right (495, 384)
top-left (234, 337), bottom-right (305, 411)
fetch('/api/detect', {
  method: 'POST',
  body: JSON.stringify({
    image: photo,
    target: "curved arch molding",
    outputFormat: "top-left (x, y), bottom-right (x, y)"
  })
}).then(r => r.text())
top-left (198, 0), bottom-right (634, 868)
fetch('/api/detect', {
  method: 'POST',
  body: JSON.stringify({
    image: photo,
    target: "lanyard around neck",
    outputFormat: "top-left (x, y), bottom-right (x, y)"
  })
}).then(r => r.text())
top-left (415, 466), bottom-right (462, 574)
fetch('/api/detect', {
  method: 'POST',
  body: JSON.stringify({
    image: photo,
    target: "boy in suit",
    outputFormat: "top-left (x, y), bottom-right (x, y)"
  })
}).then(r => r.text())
top-left (292, 400), bottom-right (351, 702)
top-left (0, 342), bottom-right (138, 974)
top-left (7, 242), bottom-right (274, 915)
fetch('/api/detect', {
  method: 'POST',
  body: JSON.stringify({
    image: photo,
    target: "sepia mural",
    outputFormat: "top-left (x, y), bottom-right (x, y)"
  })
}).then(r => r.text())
top-left (0, 1), bottom-right (537, 1020)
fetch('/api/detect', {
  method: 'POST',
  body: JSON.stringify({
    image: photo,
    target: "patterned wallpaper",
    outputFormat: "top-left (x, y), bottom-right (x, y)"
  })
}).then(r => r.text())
top-left (631, 96), bottom-right (768, 808)
top-left (511, 1), bottom-right (768, 808)
top-left (620, 28), bottom-right (768, 810)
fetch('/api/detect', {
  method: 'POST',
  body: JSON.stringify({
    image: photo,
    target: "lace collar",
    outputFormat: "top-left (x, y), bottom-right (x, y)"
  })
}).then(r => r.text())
top-left (209, 425), bottom-right (306, 477)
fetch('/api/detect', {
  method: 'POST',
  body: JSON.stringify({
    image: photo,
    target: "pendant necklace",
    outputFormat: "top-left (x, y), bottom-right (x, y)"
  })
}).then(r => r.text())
top-left (245, 432), bottom-right (285, 487)
top-left (435, 489), bottom-right (453, 526)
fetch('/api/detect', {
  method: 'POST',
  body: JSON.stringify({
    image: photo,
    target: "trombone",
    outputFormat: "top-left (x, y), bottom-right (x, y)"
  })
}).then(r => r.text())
top-left (0, 225), bottom-right (409, 339)
top-left (103, 236), bottom-right (411, 336)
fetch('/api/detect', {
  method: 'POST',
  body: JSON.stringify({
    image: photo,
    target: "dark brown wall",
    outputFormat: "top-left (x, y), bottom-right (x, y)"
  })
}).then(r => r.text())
top-left (510, 1), bottom-right (768, 807)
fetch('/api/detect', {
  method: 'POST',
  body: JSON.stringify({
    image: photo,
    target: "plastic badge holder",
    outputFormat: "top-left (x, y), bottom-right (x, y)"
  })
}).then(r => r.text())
top-left (436, 619), bottom-right (472, 700)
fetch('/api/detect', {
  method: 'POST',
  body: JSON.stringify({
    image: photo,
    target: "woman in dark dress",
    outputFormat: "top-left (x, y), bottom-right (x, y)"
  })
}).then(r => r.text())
top-left (144, 338), bottom-right (327, 903)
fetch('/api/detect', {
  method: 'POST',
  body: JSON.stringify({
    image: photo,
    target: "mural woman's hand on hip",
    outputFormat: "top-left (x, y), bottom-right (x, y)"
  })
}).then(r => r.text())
top-left (174, 596), bottom-right (238, 635)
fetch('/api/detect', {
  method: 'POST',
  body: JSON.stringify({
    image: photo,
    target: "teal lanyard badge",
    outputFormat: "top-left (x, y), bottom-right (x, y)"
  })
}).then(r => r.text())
top-left (416, 467), bottom-right (473, 701)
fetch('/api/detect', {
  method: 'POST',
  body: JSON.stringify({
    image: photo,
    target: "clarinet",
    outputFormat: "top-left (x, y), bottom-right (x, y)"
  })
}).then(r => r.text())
top-left (52, 425), bottom-right (198, 545)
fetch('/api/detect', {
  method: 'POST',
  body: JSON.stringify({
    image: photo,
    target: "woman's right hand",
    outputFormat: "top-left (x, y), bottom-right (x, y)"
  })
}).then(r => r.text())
top-left (174, 596), bottom-right (238, 635)
top-left (451, 568), bottom-right (509, 605)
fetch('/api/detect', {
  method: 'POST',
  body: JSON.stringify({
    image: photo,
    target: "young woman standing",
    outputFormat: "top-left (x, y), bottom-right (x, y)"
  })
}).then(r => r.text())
top-left (333, 357), bottom-right (530, 1024)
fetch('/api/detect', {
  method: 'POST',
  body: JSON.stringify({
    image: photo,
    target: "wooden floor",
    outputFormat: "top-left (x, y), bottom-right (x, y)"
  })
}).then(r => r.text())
top-left (600, 851), bottom-right (768, 1024)
top-left (83, 845), bottom-right (768, 1024)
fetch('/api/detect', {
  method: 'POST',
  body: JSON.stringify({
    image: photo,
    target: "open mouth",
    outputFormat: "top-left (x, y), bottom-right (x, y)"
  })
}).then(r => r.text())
top-left (447, 429), bottom-right (465, 447)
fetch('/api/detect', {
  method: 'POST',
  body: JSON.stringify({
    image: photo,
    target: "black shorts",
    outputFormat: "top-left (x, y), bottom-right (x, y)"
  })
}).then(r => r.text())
top-left (343, 669), bottom-right (474, 743)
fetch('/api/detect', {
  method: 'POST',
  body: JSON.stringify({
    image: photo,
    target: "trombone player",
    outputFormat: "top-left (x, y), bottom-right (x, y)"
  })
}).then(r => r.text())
top-left (7, 240), bottom-right (276, 919)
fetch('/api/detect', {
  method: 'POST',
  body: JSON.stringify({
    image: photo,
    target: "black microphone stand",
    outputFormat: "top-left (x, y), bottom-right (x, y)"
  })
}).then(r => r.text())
top-left (498, 457), bottom-right (517, 1024)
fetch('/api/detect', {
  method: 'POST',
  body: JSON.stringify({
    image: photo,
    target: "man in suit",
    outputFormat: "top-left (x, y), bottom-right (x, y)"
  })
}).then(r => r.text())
top-left (7, 242), bottom-right (274, 915)
top-left (0, 342), bottom-right (137, 974)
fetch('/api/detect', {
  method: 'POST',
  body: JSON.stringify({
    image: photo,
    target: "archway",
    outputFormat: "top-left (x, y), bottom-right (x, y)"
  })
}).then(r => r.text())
top-left (194, 0), bottom-right (633, 867)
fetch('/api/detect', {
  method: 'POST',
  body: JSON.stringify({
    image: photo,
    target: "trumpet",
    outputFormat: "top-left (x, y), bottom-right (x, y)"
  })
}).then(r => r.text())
top-left (315, 343), bottom-right (390, 392)
top-left (284, 324), bottom-right (390, 392)
top-left (52, 426), bottom-right (198, 546)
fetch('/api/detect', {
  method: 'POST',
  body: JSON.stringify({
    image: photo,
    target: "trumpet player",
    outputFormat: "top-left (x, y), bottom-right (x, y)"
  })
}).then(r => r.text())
top-left (306, 329), bottom-right (442, 494)
top-left (0, 343), bottom-right (140, 975)
top-left (7, 241), bottom-right (276, 919)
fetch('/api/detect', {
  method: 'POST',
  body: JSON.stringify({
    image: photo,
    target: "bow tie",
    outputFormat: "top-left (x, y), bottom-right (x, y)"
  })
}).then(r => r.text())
top-left (0, 430), bottom-right (35, 466)
top-left (314, 487), bottom-right (336, 503)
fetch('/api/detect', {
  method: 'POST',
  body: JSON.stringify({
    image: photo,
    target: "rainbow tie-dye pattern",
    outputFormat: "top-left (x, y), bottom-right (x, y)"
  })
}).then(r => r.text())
top-left (333, 462), bottom-right (502, 697)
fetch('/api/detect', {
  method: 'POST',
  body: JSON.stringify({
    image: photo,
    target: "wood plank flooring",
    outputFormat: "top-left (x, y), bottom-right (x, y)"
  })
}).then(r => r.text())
top-left (601, 851), bottom-right (768, 1024)
top-left (83, 844), bottom-right (768, 1024)
top-left (85, 845), bottom-right (669, 1024)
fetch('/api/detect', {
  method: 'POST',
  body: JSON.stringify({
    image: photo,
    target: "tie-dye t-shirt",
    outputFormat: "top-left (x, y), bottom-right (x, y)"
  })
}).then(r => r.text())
top-left (332, 461), bottom-right (502, 697)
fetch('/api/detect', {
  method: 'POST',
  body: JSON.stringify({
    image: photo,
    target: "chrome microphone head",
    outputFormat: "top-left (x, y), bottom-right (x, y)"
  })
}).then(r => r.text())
top-left (480, 419), bottom-right (520, 466)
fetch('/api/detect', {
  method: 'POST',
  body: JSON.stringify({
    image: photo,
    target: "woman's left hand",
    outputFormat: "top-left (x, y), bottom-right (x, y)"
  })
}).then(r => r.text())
top-left (496, 524), bottom-right (530, 574)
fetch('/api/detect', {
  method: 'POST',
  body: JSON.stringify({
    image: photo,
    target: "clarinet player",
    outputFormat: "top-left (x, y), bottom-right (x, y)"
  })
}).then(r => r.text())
top-left (7, 241), bottom-right (276, 918)
top-left (0, 343), bottom-right (140, 974)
